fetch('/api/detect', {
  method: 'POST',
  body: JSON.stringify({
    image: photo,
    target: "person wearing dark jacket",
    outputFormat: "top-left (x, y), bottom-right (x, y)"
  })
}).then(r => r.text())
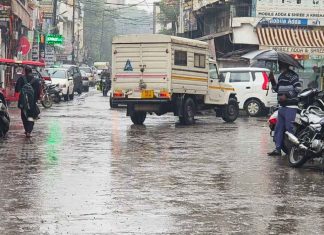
top-left (15, 66), bottom-right (41, 137)
top-left (268, 61), bottom-right (302, 156)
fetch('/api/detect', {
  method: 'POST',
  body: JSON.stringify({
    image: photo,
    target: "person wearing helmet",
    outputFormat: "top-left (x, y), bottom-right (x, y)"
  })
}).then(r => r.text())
top-left (15, 66), bottom-right (41, 138)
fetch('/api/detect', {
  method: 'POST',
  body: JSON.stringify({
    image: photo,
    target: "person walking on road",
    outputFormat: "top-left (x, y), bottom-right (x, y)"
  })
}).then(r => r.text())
top-left (15, 66), bottom-right (41, 138)
top-left (268, 61), bottom-right (302, 156)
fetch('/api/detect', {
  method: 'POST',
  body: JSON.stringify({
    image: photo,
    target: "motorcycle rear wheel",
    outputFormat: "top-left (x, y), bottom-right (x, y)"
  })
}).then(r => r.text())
top-left (288, 146), bottom-right (309, 168)
top-left (0, 113), bottom-right (10, 137)
top-left (41, 94), bottom-right (53, 108)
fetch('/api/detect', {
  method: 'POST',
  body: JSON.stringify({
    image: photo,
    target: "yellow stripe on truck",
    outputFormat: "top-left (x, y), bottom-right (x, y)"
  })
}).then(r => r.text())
top-left (172, 74), bottom-right (207, 82)
top-left (209, 86), bottom-right (235, 91)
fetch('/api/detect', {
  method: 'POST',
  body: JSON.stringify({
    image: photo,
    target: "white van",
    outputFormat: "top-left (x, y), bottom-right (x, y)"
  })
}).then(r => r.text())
top-left (220, 67), bottom-right (277, 116)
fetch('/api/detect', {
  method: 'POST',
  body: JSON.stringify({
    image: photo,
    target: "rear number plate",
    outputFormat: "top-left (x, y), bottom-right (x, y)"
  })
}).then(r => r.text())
top-left (141, 90), bottom-right (154, 98)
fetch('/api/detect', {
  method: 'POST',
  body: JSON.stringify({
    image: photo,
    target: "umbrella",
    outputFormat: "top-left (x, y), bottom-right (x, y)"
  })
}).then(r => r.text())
top-left (242, 49), bottom-right (304, 69)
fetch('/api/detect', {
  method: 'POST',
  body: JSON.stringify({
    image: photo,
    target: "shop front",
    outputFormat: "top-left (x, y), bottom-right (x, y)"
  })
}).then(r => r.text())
top-left (257, 27), bottom-right (324, 89)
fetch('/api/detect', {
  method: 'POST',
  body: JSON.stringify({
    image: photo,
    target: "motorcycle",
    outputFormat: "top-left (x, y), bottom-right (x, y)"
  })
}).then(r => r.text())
top-left (41, 82), bottom-right (62, 108)
top-left (0, 91), bottom-right (10, 137)
top-left (101, 74), bottom-right (111, 97)
top-left (268, 88), bottom-right (324, 154)
top-left (286, 106), bottom-right (324, 167)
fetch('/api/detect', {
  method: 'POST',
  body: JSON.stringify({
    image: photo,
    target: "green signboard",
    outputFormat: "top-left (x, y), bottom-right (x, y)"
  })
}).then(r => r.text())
top-left (46, 34), bottom-right (64, 45)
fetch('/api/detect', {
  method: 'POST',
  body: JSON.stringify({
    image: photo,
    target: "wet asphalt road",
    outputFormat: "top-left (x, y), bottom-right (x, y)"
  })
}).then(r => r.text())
top-left (1, 89), bottom-right (324, 234)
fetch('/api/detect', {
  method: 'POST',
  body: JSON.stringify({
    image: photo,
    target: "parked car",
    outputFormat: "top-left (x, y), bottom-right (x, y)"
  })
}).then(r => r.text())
top-left (46, 68), bottom-right (74, 101)
top-left (32, 69), bottom-right (50, 83)
top-left (39, 70), bottom-right (51, 82)
top-left (80, 70), bottom-right (90, 92)
top-left (61, 64), bottom-right (83, 94)
top-left (80, 66), bottom-right (95, 86)
top-left (220, 67), bottom-right (277, 116)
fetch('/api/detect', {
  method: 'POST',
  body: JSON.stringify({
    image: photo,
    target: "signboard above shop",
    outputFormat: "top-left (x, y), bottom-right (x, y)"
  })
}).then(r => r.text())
top-left (40, 0), bottom-right (54, 19)
top-left (266, 18), bottom-right (308, 26)
top-left (46, 34), bottom-right (64, 45)
top-left (256, 0), bottom-right (324, 26)
top-left (0, 3), bottom-right (10, 18)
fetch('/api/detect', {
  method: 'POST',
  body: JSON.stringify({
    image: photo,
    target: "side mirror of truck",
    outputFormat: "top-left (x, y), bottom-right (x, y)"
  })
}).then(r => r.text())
top-left (219, 73), bottom-right (225, 83)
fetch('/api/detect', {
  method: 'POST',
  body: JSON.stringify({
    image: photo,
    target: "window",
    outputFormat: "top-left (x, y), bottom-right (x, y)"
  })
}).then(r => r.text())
top-left (229, 72), bottom-right (251, 83)
top-left (209, 64), bottom-right (218, 80)
top-left (174, 50), bottom-right (187, 66)
top-left (297, 0), bottom-right (301, 3)
top-left (194, 53), bottom-right (206, 68)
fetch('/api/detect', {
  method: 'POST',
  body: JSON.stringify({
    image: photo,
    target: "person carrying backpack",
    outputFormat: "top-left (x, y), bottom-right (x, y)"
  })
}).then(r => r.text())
top-left (15, 66), bottom-right (41, 137)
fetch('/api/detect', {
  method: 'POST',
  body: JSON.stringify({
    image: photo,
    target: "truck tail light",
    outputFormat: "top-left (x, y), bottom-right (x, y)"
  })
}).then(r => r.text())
top-left (262, 72), bottom-right (269, 90)
top-left (113, 90), bottom-right (124, 98)
top-left (159, 91), bottom-right (170, 98)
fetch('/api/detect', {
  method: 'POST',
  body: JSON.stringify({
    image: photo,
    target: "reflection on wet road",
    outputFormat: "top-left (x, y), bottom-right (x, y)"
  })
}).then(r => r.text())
top-left (1, 90), bottom-right (324, 234)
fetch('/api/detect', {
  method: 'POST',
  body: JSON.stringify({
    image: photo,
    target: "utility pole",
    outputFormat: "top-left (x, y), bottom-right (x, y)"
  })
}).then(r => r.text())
top-left (72, 0), bottom-right (75, 63)
top-left (99, 11), bottom-right (105, 61)
top-left (76, 28), bottom-right (80, 62)
top-left (52, 0), bottom-right (58, 33)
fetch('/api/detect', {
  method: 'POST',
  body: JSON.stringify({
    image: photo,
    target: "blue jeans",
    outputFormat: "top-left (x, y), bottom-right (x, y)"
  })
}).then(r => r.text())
top-left (274, 107), bottom-right (297, 151)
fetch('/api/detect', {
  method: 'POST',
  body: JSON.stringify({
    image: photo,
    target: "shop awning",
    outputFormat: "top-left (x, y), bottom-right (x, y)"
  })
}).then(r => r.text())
top-left (257, 27), bottom-right (324, 48)
top-left (0, 58), bottom-right (45, 67)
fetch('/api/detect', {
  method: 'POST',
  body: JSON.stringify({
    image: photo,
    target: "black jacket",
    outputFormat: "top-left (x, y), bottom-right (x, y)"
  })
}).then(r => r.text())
top-left (271, 70), bottom-right (302, 106)
top-left (15, 75), bottom-right (41, 108)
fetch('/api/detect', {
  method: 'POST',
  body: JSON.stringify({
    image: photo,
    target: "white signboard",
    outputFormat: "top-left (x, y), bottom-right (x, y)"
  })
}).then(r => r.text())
top-left (256, 0), bottom-right (324, 26)
top-left (45, 45), bottom-right (55, 66)
top-left (260, 46), bottom-right (324, 56)
top-left (31, 41), bottom-right (39, 61)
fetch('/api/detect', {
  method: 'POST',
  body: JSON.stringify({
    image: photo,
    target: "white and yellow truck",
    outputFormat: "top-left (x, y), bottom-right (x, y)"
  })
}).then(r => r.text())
top-left (111, 34), bottom-right (239, 125)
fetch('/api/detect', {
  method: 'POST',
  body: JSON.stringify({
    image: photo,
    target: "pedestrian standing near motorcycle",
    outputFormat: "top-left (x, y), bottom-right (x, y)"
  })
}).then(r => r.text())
top-left (268, 61), bottom-right (302, 156)
top-left (15, 66), bottom-right (41, 138)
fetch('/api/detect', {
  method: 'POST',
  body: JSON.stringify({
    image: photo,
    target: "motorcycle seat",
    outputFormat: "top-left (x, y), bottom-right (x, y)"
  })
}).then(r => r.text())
top-left (310, 109), bottom-right (324, 117)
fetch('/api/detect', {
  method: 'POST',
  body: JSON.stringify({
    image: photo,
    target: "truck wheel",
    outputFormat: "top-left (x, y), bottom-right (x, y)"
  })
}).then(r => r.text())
top-left (179, 97), bottom-right (196, 125)
top-left (222, 98), bottom-right (239, 123)
top-left (109, 94), bottom-right (118, 108)
top-left (245, 99), bottom-right (263, 117)
top-left (130, 111), bottom-right (146, 125)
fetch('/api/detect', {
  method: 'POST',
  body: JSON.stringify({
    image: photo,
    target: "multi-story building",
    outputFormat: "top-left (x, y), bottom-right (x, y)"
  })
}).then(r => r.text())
top-left (0, 0), bottom-right (35, 59)
top-left (182, 0), bottom-right (324, 83)
top-left (0, 0), bottom-right (37, 92)
top-left (56, 0), bottom-right (84, 63)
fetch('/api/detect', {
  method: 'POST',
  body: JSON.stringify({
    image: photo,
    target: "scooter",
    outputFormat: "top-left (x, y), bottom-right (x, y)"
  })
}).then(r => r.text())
top-left (0, 91), bottom-right (10, 137)
top-left (41, 82), bottom-right (62, 108)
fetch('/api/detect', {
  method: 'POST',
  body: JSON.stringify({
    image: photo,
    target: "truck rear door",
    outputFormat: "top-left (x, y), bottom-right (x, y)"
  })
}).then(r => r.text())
top-left (112, 43), bottom-right (169, 99)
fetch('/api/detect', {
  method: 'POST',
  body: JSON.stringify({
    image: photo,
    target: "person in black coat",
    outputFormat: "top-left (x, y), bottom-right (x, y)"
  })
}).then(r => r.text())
top-left (15, 66), bottom-right (41, 137)
top-left (268, 61), bottom-right (302, 156)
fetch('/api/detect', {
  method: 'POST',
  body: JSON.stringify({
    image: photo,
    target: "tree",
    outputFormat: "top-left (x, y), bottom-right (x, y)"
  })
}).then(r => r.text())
top-left (82, 1), bottom-right (153, 64)
top-left (82, 0), bottom-right (116, 63)
top-left (157, 0), bottom-right (180, 35)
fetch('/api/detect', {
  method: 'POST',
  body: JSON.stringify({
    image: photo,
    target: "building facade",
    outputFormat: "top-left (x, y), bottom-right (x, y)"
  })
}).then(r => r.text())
top-left (56, 0), bottom-right (84, 63)
top-left (182, 0), bottom-right (324, 81)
